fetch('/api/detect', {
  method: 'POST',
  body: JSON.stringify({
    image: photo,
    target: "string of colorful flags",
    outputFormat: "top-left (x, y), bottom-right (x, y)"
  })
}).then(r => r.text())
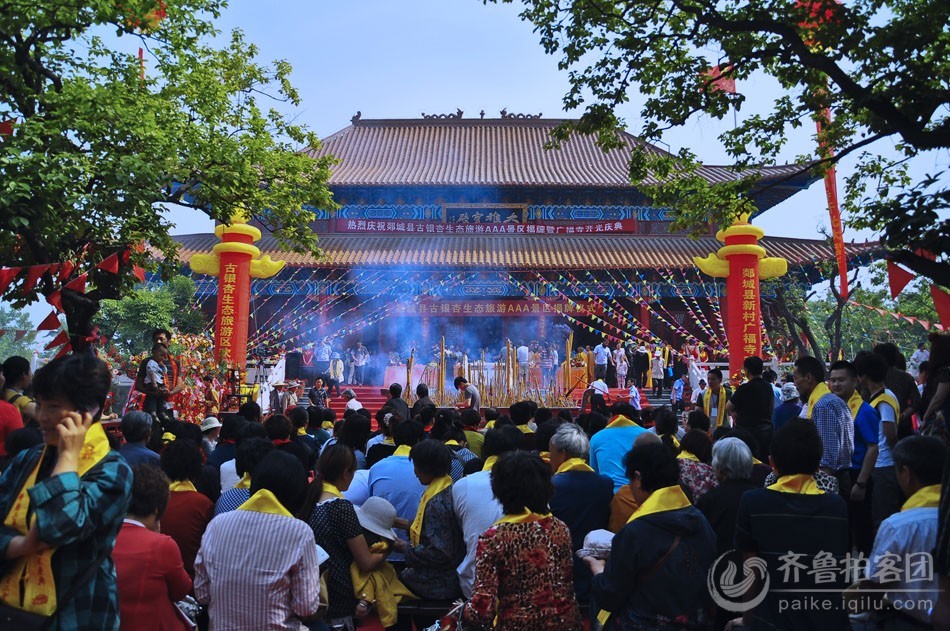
top-left (848, 300), bottom-right (946, 332)
top-left (657, 267), bottom-right (725, 348)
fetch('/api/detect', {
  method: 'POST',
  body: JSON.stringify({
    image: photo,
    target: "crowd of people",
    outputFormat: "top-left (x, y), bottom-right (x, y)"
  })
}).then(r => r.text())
top-left (0, 332), bottom-right (946, 630)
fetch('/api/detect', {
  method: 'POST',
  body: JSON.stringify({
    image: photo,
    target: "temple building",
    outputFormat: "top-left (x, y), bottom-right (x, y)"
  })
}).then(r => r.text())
top-left (172, 112), bottom-right (880, 361)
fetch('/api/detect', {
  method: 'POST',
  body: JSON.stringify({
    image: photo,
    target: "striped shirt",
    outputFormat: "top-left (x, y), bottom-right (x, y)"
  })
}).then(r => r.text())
top-left (194, 509), bottom-right (321, 630)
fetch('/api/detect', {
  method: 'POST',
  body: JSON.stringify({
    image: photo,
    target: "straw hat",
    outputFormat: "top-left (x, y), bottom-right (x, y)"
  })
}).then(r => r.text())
top-left (354, 496), bottom-right (398, 541)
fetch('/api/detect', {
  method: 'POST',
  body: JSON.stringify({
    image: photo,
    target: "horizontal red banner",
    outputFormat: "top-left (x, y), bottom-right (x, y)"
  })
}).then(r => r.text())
top-left (337, 219), bottom-right (637, 235)
top-left (392, 299), bottom-right (602, 317)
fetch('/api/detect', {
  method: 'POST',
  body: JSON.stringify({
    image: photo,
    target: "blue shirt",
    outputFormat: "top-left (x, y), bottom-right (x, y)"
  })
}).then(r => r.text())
top-left (589, 422), bottom-right (648, 492)
top-left (671, 379), bottom-right (685, 402)
top-left (367, 453), bottom-right (425, 560)
top-left (119, 442), bottom-right (160, 468)
top-left (593, 344), bottom-right (610, 365)
top-left (812, 394), bottom-right (854, 472)
top-left (851, 401), bottom-right (880, 470)
top-left (772, 400), bottom-right (801, 432)
top-left (214, 487), bottom-right (251, 516)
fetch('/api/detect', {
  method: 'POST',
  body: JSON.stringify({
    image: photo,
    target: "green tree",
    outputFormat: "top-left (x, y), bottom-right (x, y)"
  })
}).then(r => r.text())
top-left (497, 0), bottom-right (949, 283)
top-left (0, 1), bottom-right (337, 351)
top-left (0, 303), bottom-right (38, 361)
top-left (96, 276), bottom-right (206, 356)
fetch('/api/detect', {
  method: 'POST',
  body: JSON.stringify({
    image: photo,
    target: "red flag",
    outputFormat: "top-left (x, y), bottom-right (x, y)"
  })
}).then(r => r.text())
top-left (0, 267), bottom-right (20, 295)
top-left (0, 330), bottom-right (5, 339)
top-left (96, 253), bottom-right (120, 274)
top-left (886, 260), bottom-right (915, 299)
top-left (816, 110), bottom-right (849, 299)
top-left (920, 320), bottom-right (931, 330)
top-left (705, 64), bottom-right (736, 94)
top-left (46, 289), bottom-right (63, 312)
top-left (58, 261), bottom-right (75, 282)
top-left (932, 286), bottom-right (950, 329)
top-left (23, 264), bottom-right (50, 292)
top-left (44, 329), bottom-right (69, 350)
top-left (64, 273), bottom-right (87, 293)
top-left (37, 311), bottom-right (61, 331)
top-left (13, 330), bottom-right (27, 341)
top-left (133, 265), bottom-right (146, 282)
top-left (54, 343), bottom-right (72, 360)
top-left (0, 118), bottom-right (13, 137)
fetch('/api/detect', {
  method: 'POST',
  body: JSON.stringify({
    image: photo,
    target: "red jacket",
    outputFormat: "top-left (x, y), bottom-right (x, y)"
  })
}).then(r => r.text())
top-left (163, 490), bottom-right (214, 578)
top-left (0, 400), bottom-right (22, 457)
top-left (113, 521), bottom-right (192, 631)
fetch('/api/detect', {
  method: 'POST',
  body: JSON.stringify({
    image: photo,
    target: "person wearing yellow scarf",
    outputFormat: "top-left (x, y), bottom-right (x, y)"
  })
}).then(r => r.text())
top-left (702, 368), bottom-right (731, 429)
top-left (0, 353), bottom-right (132, 629)
top-left (582, 441), bottom-right (714, 630)
top-left (395, 440), bottom-right (465, 604)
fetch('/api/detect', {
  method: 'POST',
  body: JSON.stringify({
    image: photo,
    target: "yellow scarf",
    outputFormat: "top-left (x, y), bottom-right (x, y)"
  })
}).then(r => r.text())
top-left (902, 484), bottom-right (940, 511)
top-left (752, 457), bottom-right (764, 466)
top-left (410, 475), bottom-right (452, 546)
top-left (392, 444), bottom-right (412, 457)
top-left (661, 434), bottom-right (681, 449)
top-left (703, 387), bottom-right (729, 428)
top-left (162, 431), bottom-right (177, 443)
top-left (297, 427), bottom-right (308, 436)
top-left (606, 415), bottom-right (639, 429)
top-left (237, 489), bottom-right (292, 518)
top-left (767, 474), bottom-right (824, 495)
top-left (870, 390), bottom-right (901, 418)
top-left (484, 420), bottom-right (496, 430)
top-left (539, 451), bottom-right (550, 463)
top-left (494, 508), bottom-right (552, 525)
top-left (235, 473), bottom-right (251, 489)
top-left (677, 450), bottom-right (700, 462)
top-left (0, 423), bottom-right (111, 615)
top-left (482, 455), bottom-right (498, 471)
top-left (445, 440), bottom-right (460, 446)
top-left (321, 421), bottom-right (335, 430)
top-left (322, 482), bottom-right (344, 499)
top-left (516, 424), bottom-right (534, 434)
top-left (803, 382), bottom-right (831, 420)
top-left (626, 485), bottom-right (691, 524)
top-left (169, 480), bottom-right (198, 493)
top-left (847, 391), bottom-right (864, 421)
top-left (556, 457), bottom-right (594, 474)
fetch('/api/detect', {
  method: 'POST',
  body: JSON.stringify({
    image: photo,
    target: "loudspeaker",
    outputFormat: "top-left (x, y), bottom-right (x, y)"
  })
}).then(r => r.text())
top-left (285, 351), bottom-right (302, 380)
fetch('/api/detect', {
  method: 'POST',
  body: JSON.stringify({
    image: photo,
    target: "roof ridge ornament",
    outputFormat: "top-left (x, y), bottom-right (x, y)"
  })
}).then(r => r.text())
top-left (500, 109), bottom-right (542, 119)
top-left (351, 111), bottom-right (362, 124)
top-left (421, 109), bottom-right (464, 120)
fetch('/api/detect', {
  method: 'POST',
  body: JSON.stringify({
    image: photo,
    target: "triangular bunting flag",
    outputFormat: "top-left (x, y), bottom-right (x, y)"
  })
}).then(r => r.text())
top-left (920, 320), bottom-right (930, 330)
top-left (37, 311), bottom-right (61, 331)
top-left (931, 285), bottom-right (950, 329)
top-left (46, 289), bottom-right (63, 312)
top-left (0, 267), bottom-right (20, 295)
top-left (13, 330), bottom-right (27, 342)
top-left (64, 273), bottom-right (88, 293)
top-left (44, 329), bottom-right (69, 350)
top-left (23, 265), bottom-right (50, 293)
top-left (886, 260), bottom-right (915, 299)
top-left (54, 343), bottom-right (72, 359)
top-left (58, 261), bottom-right (75, 282)
top-left (132, 265), bottom-right (146, 282)
top-left (96, 253), bottom-right (120, 274)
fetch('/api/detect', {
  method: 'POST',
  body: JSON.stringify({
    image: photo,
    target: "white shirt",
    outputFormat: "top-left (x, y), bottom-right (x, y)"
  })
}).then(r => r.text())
top-left (219, 459), bottom-right (240, 493)
top-left (516, 345), bottom-right (529, 363)
top-left (590, 379), bottom-right (609, 396)
top-left (691, 387), bottom-right (707, 405)
top-left (343, 469), bottom-right (371, 507)
top-left (867, 505), bottom-right (938, 624)
top-left (628, 384), bottom-right (642, 410)
top-left (345, 398), bottom-right (363, 411)
top-left (452, 470), bottom-right (504, 598)
top-left (593, 344), bottom-right (610, 365)
top-left (875, 388), bottom-right (898, 468)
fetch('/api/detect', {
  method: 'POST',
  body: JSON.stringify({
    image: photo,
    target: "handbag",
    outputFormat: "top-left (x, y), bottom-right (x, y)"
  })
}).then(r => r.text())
top-left (0, 545), bottom-right (111, 630)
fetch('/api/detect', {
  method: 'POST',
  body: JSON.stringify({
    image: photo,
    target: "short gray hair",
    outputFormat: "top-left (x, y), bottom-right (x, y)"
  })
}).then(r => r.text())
top-left (120, 411), bottom-right (153, 443)
top-left (550, 423), bottom-right (590, 459)
top-left (712, 437), bottom-right (753, 480)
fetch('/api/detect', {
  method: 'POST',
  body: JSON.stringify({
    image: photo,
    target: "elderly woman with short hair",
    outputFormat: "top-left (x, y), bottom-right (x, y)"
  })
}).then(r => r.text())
top-left (695, 437), bottom-right (758, 555)
top-left (548, 423), bottom-right (613, 603)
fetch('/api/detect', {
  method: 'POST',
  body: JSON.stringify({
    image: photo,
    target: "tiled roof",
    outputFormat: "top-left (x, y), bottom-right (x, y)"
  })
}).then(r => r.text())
top-left (306, 118), bottom-right (812, 190)
top-left (172, 233), bottom-right (880, 271)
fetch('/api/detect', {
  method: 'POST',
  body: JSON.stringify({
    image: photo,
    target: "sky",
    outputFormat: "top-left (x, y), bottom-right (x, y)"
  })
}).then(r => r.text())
top-left (159, 0), bottom-right (943, 243)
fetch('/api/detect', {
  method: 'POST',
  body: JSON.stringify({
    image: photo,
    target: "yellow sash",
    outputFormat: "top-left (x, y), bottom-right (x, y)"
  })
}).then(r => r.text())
top-left (237, 489), bottom-right (292, 518)
top-left (703, 388), bottom-right (729, 428)
top-left (625, 485), bottom-right (691, 524)
top-left (870, 390), bottom-right (901, 419)
top-left (484, 420), bottom-right (496, 430)
top-left (752, 457), bottom-right (763, 466)
top-left (482, 455), bottom-right (498, 471)
top-left (494, 508), bottom-right (551, 526)
top-left (847, 391), bottom-right (864, 421)
top-left (767, 474), bottom-right (824, 495)
top-left (556, 457), bottom-right (594, 474)
top-left (660, 433), bottom-right (681, 449)
top-left (297, 427), bottom-right (308, 436)
top-left (902, 484), bottom-right (940, 511)
top-left (322, 482), bottom-right (343, 499)
top-left (162, 431), bottom-right (177, 443)
top-left (234, 473), bottom-right (251, 489)
top-left (321, 421), bottom-right (335, 430)
top-left (677, 450), bottom-right (700, 462)
top-left (0, 423), bottom-right (111, 616)
top-left (410, 475), bottom-right (452, 546)
top-left (605, 415), bottom-right (639, 429)
top-left (169, 480), bottom-right (197, 493)
top-left (445, 440), bottom-right (460, 446)
top-left (516, 424), bottom-right (534, 434)
top-left (803, 382), bottom-right (831, 420)
top-left (393, 445), bottom-right (412, 457)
